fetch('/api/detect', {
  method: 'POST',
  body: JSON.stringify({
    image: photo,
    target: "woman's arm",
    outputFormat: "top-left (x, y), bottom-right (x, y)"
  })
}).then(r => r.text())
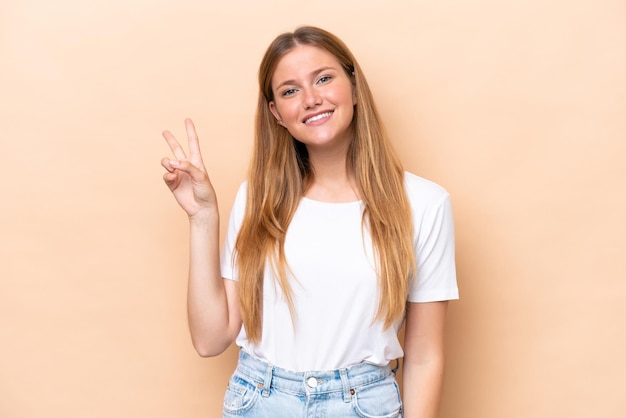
top-left (186, 212), bottom-right (242, 357)
top-left (402, 301), bottom-right (449, 418)
top-left (161, 119), bottom-right (242, 357)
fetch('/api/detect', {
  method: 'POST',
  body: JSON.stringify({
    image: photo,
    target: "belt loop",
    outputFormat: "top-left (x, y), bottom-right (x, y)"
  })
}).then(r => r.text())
top-left (261, 363), bottom-right (273, 397)
top-left (339, 368), bottom-right (352, 403)
top-left (392, 358), bottom-right (400, 375)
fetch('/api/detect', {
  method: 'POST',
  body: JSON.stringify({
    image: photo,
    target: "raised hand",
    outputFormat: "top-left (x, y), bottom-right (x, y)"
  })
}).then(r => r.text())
top-left (161, 118), bottom-right (217, 219)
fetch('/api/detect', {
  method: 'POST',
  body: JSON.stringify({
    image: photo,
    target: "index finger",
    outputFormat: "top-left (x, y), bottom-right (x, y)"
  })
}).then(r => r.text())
top-left (185, 118), bottom-right (203, 161)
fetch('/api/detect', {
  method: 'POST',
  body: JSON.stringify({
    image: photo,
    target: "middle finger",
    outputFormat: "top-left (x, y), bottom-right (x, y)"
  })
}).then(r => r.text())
top-left (162, 130), bottom-right (187, 161)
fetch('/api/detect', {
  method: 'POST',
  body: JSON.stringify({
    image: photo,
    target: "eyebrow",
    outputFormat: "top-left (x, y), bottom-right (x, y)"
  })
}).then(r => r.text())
top-left (274, 66), bottom-right (337, 92)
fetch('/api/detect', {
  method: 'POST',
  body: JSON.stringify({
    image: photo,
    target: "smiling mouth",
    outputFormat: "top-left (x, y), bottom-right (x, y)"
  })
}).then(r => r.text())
top-left (303, 111), bottom-right (333, 124)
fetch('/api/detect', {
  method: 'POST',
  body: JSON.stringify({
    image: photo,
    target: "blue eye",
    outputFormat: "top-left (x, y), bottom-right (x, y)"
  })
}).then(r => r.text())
top-left (317, 75), bottom-right (332, 84)
top-left (282, 88), bottom-right (297, 97)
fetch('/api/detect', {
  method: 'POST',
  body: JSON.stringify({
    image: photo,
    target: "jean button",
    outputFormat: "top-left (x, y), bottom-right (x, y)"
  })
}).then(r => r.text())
top-left (306, 377), bottom-right (318, 388)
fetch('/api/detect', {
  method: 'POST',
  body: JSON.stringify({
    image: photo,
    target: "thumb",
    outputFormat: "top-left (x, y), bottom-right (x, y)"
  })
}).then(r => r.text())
top-left (169, 160), bottom-right (209, 184)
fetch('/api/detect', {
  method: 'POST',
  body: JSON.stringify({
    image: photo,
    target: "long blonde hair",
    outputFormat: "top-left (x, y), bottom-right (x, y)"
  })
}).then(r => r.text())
top-left (235, 26), bottom-right (415, 343)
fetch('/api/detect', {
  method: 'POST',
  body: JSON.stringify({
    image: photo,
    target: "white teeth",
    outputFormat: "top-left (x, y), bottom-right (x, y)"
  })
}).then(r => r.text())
top-left (304, 112), bottom-right (332, 124)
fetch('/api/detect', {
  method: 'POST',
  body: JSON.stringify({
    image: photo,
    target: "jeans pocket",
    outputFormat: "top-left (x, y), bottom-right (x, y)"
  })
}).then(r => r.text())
top-left (222, 373), bottom-right (260, 415)
top-left (352, 375), bottom-right (403, 418)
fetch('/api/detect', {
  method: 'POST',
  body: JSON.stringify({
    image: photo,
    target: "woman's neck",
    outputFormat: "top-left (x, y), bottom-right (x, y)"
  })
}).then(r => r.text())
top-left (305, 150), bottom-right (359, 203)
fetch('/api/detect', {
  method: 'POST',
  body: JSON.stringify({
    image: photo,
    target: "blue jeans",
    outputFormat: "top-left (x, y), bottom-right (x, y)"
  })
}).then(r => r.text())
top-left (223, 349), bottom-right (403, 417)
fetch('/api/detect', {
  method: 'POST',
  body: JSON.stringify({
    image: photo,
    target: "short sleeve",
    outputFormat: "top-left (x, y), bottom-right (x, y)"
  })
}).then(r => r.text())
top-left (220, 182), bottom-right (248, 281)
top-left (407, 179), bottom-right (459, 302)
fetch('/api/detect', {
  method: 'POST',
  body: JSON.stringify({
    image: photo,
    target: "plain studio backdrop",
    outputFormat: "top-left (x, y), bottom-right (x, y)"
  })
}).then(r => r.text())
top-left (1, 0), bottom-right (624, 417)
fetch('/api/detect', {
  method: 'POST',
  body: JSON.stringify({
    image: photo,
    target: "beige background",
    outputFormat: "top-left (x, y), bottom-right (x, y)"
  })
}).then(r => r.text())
top-left (1, 0), bottom-right (625, 417)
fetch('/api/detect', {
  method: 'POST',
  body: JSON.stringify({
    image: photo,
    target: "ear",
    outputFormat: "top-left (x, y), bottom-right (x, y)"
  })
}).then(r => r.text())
top-left (269, 101), bottom-right (284, 125)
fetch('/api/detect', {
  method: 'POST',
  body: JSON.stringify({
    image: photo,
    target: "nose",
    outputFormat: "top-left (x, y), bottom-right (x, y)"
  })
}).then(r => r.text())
top-left (302, 88), bottom-right (321, 109)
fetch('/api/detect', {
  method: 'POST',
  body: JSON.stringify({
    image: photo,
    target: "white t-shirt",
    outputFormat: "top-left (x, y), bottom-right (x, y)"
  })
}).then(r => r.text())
top-left (221, 172), bottom-right (458, 372)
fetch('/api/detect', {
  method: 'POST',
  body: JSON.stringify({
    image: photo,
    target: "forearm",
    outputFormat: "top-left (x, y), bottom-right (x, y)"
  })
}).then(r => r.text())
top-left (186, 210), bottom-right (233, 356)
top-left (402, 301), bottom-right (449, 418)
top-left (402, 357), bottom-right (445, 418)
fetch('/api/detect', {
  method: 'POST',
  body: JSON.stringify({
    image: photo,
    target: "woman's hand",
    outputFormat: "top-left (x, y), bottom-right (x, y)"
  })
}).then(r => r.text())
top-left (161, 118), bottom-right (217, 219)
top-left (161, 119), bottom-right (240, 356)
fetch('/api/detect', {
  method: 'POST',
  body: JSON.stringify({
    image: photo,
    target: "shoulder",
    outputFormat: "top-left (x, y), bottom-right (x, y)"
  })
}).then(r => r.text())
top-left (229, 181), bottom-right (249, 219)
top-left (403, 171), bottom-right (450, 210)
top-left (236, 180), bottom-right (248, 196)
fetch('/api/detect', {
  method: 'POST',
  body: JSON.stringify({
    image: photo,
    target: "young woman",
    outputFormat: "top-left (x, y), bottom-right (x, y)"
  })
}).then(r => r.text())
top-left (161, 26), bottom-right (458, 418)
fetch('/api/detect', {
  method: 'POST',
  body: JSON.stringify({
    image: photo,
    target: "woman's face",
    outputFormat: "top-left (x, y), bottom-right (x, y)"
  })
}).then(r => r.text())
top-left (269, 44), bottom-right (356, 153)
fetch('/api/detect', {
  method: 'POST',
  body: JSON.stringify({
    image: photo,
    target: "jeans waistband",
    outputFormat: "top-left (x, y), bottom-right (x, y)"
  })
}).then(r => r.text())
top-left (234, 349), bottom-right (398, 400)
